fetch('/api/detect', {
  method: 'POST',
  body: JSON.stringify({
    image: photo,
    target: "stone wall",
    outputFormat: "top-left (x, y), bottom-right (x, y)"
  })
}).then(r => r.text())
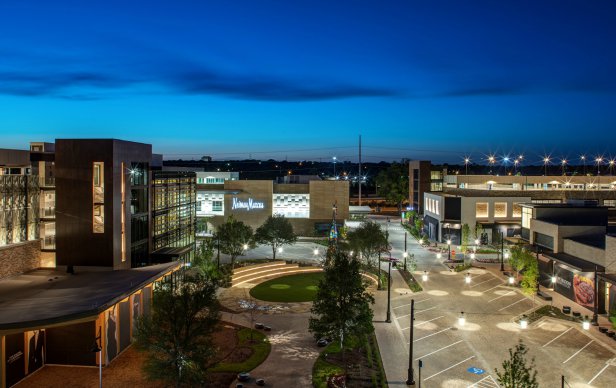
top-left (0, 240), bottom-right (41, 279)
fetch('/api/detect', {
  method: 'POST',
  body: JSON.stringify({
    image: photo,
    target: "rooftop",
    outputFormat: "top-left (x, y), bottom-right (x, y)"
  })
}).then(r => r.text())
top-left (566, 236), bottom-right (606, 250)
top-left (0, 262), bottom-right (179, 331)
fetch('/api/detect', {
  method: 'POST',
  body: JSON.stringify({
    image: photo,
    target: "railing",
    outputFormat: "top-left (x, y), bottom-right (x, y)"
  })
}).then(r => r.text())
top-left (40, 207), bottom-right (55, 218)
top-left (41, 236), bottom-right (56, 250)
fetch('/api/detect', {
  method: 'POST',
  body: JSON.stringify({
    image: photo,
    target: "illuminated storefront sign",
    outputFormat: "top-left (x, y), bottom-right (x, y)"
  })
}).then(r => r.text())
top-left (231, 197), bottom-right (265, 211)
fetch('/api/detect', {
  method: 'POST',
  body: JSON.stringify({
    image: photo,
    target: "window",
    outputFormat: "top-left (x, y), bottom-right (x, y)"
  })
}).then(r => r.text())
top-left (494, 202), bottom-right (507, 218)
top-left (476, 202), bottom-right (488, 218)
top-left (521, 207), bottom-right (532, 229)
top-left (93, 162), bottom-right (104, 233)
top-left (212, 201), bottom-right (223, 212)
top-left (93, 162), bottom-right (103, 187)
top-left (93, 205), bottom-right (104, 233)
top-left (512, 203), bottom-right (522, 218)
top-left (603, 199), bottom-right (616, 208)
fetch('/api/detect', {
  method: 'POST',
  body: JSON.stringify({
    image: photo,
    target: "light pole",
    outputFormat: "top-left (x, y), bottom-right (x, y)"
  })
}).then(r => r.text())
top-left (500, 230), bottom-right (505, 272)
top-left (333, 156), bottom-right (337, 178)
top-left (543, 156), bottom-right (550, 176)
top-left (596, 156), bottom-right (603, 175)
top-left (581, 155), bottom-right (586, 175)
top-left (406, 299), bottom-right (416, 386)
top-left (488, 155), bottom-right (495, 174)
top-left (386, 258), bottom-right (393, 323)
top-left (561, 159), bottom-right (567, 175)
top-left (464, 157), bottom-right (470, 175)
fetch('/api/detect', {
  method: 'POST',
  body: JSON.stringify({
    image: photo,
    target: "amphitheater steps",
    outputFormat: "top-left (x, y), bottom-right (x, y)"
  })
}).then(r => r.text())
top-left (231, 262), bottom-right (322, 287)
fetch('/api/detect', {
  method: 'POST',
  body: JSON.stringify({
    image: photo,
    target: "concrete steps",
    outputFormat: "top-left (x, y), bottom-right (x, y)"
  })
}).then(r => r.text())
top-left (231, 262), bottom-right (322, 287)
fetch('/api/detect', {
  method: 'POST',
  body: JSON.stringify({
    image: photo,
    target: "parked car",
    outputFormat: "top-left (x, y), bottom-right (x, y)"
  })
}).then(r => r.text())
top-left (317, 338), bottom-right (329, 347)
top-left (254, 322), bottom-right (264, 329)
top-left (237, 372), bottom-right (251, 382)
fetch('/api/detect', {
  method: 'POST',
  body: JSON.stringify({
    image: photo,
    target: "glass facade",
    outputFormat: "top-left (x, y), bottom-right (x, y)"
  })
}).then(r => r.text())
top-left (0, 175), bottom-right (39, 246)
top-left (129, 163), bottom-right (149, 267)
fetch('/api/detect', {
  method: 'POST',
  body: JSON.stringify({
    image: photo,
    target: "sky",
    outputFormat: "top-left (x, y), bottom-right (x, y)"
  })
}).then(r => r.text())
top-left (1, 0), bottom-right (615, 163)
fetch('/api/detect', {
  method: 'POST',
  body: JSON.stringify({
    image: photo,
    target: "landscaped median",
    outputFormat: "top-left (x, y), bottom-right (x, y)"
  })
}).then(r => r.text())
top-left (210, 327), bottom-right (271, 381)
top-left (312, 334), bottom-right (388, 388)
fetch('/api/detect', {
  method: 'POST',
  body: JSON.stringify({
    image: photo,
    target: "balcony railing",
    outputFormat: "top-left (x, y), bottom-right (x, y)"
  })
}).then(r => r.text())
top-left (40, 207), bottom-right (55, 218)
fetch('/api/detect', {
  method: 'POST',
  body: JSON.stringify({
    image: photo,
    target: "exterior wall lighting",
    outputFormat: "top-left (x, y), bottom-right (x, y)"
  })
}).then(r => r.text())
top-left (458, 312), bottom-right (466, 326)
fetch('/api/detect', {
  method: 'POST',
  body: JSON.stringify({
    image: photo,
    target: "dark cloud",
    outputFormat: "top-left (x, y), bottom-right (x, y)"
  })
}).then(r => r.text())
top-left (437, 86), bottom-right (522, 98)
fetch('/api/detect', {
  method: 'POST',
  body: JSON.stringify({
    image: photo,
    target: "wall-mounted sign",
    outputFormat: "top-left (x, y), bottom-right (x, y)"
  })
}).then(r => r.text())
top-left (232, 197), bottom-right (265, 211)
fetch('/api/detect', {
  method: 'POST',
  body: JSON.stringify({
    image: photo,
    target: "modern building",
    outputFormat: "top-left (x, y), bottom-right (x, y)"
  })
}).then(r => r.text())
top-left (423, 192), bottom-right (531, 244)
top-left (1, 139), bottom-right (195, 388)
top-left (520, 203), bottom-right (615, 321)
top-left (197, 178), bottom-right (349, 236)
top-left (408, 160), bottom-right (443, 213)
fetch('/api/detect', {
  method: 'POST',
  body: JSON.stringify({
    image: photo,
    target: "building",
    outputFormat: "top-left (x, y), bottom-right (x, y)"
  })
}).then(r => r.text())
top-left (520, 202), bottom-right (615, 322)
top-left (1, 139), bottom-right (195, 387)
top-left (423, 192), bottom-right (531, 244)
top-left (197, 179), bottom-right (349, 236)
top-left (408, 160), bottom-right (443, 213)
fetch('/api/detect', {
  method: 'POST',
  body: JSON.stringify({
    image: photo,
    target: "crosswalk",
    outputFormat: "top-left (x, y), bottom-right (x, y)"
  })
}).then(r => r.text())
top-left (468, 375), bottom-right (500, 388)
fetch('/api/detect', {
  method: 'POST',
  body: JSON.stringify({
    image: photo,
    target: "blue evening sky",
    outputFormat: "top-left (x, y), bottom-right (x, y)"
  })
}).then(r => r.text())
top-left (1, 1), bottom-right (615, 163)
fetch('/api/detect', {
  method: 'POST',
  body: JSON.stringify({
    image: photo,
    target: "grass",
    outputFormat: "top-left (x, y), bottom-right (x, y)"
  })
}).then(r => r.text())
top-left (523, 305), bottom-right (584, 325)
top-left (399, 268), bottom-right (423, 292)
top-left (210, 328), bottom-right (271, 373)
top-left (249, 272), bottom-right (324, 302)
top-left (453, 263), bottom-right (473, 272)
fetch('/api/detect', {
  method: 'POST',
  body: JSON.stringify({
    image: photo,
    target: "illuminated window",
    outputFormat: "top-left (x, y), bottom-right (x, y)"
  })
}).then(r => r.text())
top-left (476, 203), bottom-right (488, 218)
top-left (494, 202), bottom-right (507, 218)
top-left (212, 201), bottom-right (223, 212)
top-left (93, 162), bottom-right (105, 233)
top-left (512, 203), bottom-right (522, 218)
top-left (522, 207), bottom-right (532, 228)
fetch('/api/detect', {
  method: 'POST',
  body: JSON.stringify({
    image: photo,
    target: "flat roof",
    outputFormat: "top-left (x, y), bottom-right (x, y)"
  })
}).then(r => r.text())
top-left (565, 236), bottom-right (606, 250)
top-left (0, 262), bottom-right (179, 331)
top-left (541, 251), bottom-right (604, 272)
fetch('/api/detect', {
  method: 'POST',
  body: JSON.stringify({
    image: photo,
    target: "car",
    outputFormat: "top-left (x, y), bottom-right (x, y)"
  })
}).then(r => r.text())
top-left (256, 378), bottom-right (266, 386)
top-left (317, 338), bottom-right (329, 347)
top-left (264, 325), bottom-right (272, 331)
top-left (237, 372), bottom-right (251, 382)
top-left (254, 322), bottom-right (264, 329)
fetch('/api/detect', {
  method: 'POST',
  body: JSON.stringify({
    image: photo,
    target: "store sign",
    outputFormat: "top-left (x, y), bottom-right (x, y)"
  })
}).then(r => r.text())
top-left (554, 265), bottom-right (595, 309)
top-left (231, 197), bottom-right (265, 211)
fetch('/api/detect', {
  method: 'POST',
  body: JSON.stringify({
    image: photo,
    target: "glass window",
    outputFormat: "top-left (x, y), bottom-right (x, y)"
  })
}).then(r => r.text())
top-left (93, 162), bottom-right (103, 187)
top-left (522, 207), bottom-right (532, 228)
top-left (476, 202), bottom-right (488, 218)
top-left (494, 202), bottom-right (507, 218)
top-left (212, 201), bottom-right (223, 212)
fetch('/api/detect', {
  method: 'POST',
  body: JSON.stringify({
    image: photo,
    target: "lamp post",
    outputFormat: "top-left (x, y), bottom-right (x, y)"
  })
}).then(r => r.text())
top-left (561, 159), bottom-right (567, 176)
top-left (543, 156), bottom-right (550, 176)
top-left (500, 230), bottom-right (505, 272)
top-left (216, 233), bottom-right (220, 268)
top-left (386, 257), bottom-right (393, 323)
top-left (596, 156), bottom-right (603, 176)
top-left (403, 251), bottom-right (408, 272)
top-left (406, 299), bottom-right (416, 386)
top-left (464, 157), bottom-right (470, 175)
top-left (581, 155), bottom-right (586, 175)
top-left (447, 239), bottom-right (452, 261)
top-left (333, 156), bottom-right (337, 178)
top-left (592, 264), bottom-right (599, 325)
top-left (488, 155), bottom-right (495, 175)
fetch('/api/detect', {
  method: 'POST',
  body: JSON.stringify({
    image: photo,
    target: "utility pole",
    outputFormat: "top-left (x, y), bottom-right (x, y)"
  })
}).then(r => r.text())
top-left (359, 134), bottom-right (362, 206)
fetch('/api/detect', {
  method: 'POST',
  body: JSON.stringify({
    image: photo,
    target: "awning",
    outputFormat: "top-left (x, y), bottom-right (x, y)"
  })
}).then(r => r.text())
top-left (151, 245), bottom-right (193, 260)
top-left (541, 251), bottom-right (605, 272)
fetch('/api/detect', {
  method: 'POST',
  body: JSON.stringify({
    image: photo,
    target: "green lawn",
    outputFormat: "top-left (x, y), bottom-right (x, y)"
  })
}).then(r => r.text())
top-left (249, 272), bottom-right (324, 302)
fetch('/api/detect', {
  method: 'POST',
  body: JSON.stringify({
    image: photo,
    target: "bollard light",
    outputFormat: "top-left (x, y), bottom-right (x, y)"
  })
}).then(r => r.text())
top-left (458, 312), bottom-right (466, 326)
top-left (520, 315), bottom-right (528, 329)
top-left (313, 248), bottom-right (319, 255)
top-left (470, 253), bottom-right (476, 260)
top-left (582, 316), bottom-right (590, 330)
top-left (465, 273), bottom-right (471, 284)
top-left (474, 239), bottom-right (480, 245)
top-left (437, 253), bottom-right (442, 259)
top-left (419, 239), bottom-right (424, 245)
top-left (422, 271), bottom-right (428, 281)
top-left (243, 244), bottom-right (248, 250)
top-left (508, 276), bottom-right (515, 285)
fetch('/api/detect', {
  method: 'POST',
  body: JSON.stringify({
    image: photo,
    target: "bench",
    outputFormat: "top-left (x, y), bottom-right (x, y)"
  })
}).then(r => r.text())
top-left (536, 291), bottom-right (552, 301)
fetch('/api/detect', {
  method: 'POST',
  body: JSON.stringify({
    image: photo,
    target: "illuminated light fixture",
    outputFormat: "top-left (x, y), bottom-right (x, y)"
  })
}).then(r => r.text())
top-left (470, 253), bottom-right (476, 260)
top-left (403, 251), bottom-right (408, 258)
top-left (504, 252), bottom-right (509, 260)
top-left (503, 156), bottom-right (510, 162)
top-left (278, 247), bottom-right (283, 253)
top-left (474, 239), bottom-right (480, 245)
top-left (447, 239), bottom-right (452, 245)
top-left (313, 248), bottom-right (319, 255)
top-left (458, 312), bottom-right (466, 326)
top-left (582, 316), bottom-right (590, 330)
top-left (350, 250), bottom-right (354, 256)
top-left (520, 315), bottom-right (528, 329)
top-left (243, 244), bottom-right (248, 250)
top-left (419, 239), bottom-right (424, 245)
top-left (436, 253), bottom-right (442, 259)
top-left (508, 276), bottom-right (515, 285)
top-left (551, 275), bottom-right (557, 283)
top-left (465, 273), bottom-right (471, 284)
top-left (422, 271), bottom-right (428, 281)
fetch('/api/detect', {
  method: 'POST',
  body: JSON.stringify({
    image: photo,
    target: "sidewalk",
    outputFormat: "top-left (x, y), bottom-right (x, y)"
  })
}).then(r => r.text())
top-left (373, 267), bottom-right (418, 386)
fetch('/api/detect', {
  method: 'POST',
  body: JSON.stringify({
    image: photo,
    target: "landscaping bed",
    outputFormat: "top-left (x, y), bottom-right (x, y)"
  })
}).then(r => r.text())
top-left (398, 268), bottom-right (423, 292)
top-left (521, 305), bottom-right (583, 325)
top-left (312, 334), bottom-right (388, 388)
top-left (249, 272), bottom-right (324, 302)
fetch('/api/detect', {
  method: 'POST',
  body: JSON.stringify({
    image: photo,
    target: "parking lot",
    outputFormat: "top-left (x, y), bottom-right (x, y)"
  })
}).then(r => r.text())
top-left (387, 267), bottom-right (616, 387)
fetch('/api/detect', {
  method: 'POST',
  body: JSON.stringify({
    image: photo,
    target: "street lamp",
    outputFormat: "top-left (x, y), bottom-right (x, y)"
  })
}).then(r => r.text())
top-left (403, 251), bottom-right (408, 271)
top-left (458, 312), bottom-right (466, 326)
top-left (500, 230), bottom-right (505, 272)
top-left (386, 258), bottom-right (396, 323)
top-left (447, 239), bottom-right (452, 261)
top-left (464, 157), bottom-right (470, 175)
top-left (514, 158), bottom-right (520, 174)
top-left (596, 156), bottom-right (603, 175)
top-left (581, 155), bottom-right (587, 175)
top-left (333, 156), bottom-right (337, 177)
top-left (543, 156), bottom-right (551, 176)
top-left (406, 299), bottom-right (416, 386)
top-left (561, 159), bottom-right (567, 175)
top-left (488, 155), bottom-right (496, 174)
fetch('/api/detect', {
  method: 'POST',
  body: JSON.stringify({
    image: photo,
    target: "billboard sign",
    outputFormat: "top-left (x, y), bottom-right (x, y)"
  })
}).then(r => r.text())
top-left (554, 264), bottom-right (595, 309)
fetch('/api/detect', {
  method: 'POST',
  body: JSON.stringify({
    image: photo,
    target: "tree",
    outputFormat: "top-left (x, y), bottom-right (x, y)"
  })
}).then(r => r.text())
top-left (521, 255), bottom-right (539, 296)
top-left (217, 215), bottom-right (254, 267)
top-left (309, 248), bottom-right (375, 362)
top-left (509, 246), bottom-right (534, 279)
top-left (134, 275), bottom-right (220, 387)
top-left (495, 340), bottom-right (539, 388)
top-left (461, 223), bottom-right (471, 253)
top-left (346, 221), bottom-right (388, 271)
top-left (376, 162), bottom-right (409, 211)
top-left (473, 223), bottom-right (483, 243)
top-left (254, 214), bottom-right (298, 260)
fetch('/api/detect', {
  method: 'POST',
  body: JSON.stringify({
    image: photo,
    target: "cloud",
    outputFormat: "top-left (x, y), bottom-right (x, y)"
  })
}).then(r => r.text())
top-left (436, 86), bottom-right (521, 98)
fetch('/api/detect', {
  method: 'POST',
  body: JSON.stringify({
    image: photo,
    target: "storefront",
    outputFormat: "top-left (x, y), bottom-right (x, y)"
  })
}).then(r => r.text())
top-left (538, 252), bottom-right (605, 315)
top-left (599, 274), bottom-right (616, 318)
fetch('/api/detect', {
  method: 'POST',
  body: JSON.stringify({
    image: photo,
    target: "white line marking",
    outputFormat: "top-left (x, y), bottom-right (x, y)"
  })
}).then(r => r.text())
top-left (497, 298), bottom-right (528, 311)
top-left (415, 340), bottom-right (463, 360)
top-left (470, 278), bottom-right (498, 288)
top-left (562, 340), bottom-right (593, 364)
top-left (393, 298), bottom-right (431, 310)
top-left (424, 355), bottom-right (475, 381)
top-left (414, 316), bottom-right (445, 327)
top-left (481, 283), bottom-right (506, 293)
top-left (543, 327), bottom-right (572, 347)
top-left (588, 363), bottom-right (611, 385)
top-left (413, 327), bottom-right (451, 342)
top-left (488, 291), bottom-right (515, 303)
top-left (415, 306), bottom-right (437, 314)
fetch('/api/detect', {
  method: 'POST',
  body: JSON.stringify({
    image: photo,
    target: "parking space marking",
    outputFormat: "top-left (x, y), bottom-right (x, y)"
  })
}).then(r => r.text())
top-left (413, 327), bottom-right (452, 342)
top-left (415, 340), bottom-right (463, 360)
top-left (542, 327), bottom-right (572, 347)
top-left (562, 340), bottom-right (593, 364)
top-left (481, 283), bottom-right (506, 293)
top-left (401, 315), bottom-right (444, 330)
top-left (488, 291), bottom-right (515, 303)
top-left (470, 278), bottom-right (498, 288)
top-left (393, 298), bottom-right (431, 310)
top-left (424, 355), bottom-right (475, 381)
top-left (588, 363), bottom-right (611, 385)
top-left (497, 298), bottom-right (528, 311)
